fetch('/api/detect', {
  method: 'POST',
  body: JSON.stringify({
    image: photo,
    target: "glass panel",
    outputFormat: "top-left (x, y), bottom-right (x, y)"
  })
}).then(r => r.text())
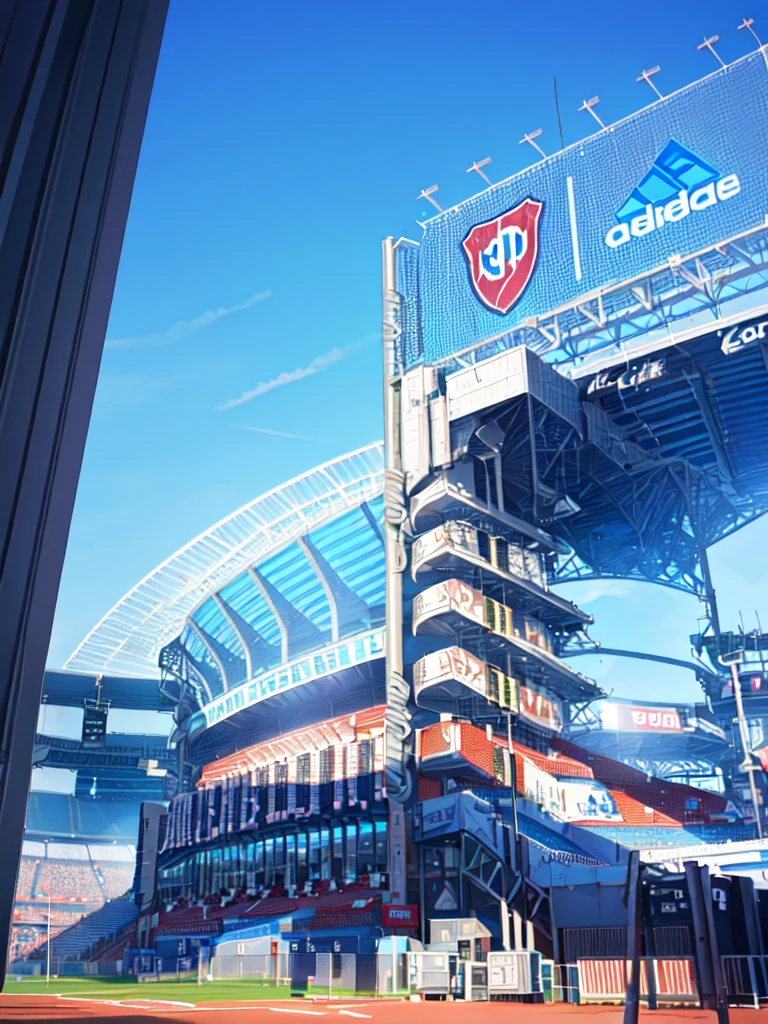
top-left (358, 821), bottom-right (374, 874)
top-left (375, 820), bottom-right (387, 871)
top-left (345, 823), bottom-right (357, 883)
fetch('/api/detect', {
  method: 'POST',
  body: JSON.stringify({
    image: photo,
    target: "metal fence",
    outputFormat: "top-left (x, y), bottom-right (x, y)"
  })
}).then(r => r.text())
top-left (210, 952), bottom-right (290, 984)
top-left (125, 950), bottom-right (704, 1005)
top-left (575, 957), bottom-right (697, 1006)
top-left (722, 955), bottom-right (768, 1008)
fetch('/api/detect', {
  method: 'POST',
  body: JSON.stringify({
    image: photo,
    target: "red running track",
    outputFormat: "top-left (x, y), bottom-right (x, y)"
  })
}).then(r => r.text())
top-left (0, 998), bottom-right (764, 1024)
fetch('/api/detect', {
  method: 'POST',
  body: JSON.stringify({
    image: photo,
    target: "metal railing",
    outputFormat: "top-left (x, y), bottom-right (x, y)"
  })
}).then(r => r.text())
top-left (722, 955), bottom-right (768, 1008)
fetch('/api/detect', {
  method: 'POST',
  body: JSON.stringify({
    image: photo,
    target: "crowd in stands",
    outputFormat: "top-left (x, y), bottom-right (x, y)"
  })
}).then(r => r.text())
top-left (37, 859), bottom-right (104, 902)
top-left (14, 905), bottom-right (85, 927)
top-left (94, 863), bottom-right (134, 900)
top-left (14, 855), bottom-right (134, 905)
top-left (15, 857), bottom-right (37, 899)
top-left (10, 925), bottom-right (44, 961)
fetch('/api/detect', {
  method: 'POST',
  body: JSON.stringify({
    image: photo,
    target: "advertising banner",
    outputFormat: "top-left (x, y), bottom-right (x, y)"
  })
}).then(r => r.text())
top-left (558, 779), bottom-right (622, 823)
top-left (382, 905), bottom-right (419, 927)
top-left (413, 579), bottom-right (486, 630)
top-left (627, 707), bottom-right (682, 731)
top-left (519, 685), bottom-right (563, 733)
top-left (397, 53), bottom-right (768, 368)
top-left (416, 646), bottom-right (487, 698)
top-left (201, 627), bottom-right (384, 730)
top-left (601, 702), bottom-right (683, 731)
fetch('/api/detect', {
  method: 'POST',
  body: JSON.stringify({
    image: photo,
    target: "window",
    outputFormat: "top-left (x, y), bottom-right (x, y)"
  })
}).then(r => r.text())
top-left (345, 823), bottom-right (357, 882)
top-left (375, 820), bottom-right (387, 871)
top-left (358, 821), bottom-right (374, 874)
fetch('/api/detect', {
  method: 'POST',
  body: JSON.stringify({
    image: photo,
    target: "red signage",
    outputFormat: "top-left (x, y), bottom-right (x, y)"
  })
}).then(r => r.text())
top-left (629, 708), bottom-right (681, 731)
top-left (462, 199), bottom-right (544, 314)
top-left (382, 905), bottom-right (419, 928)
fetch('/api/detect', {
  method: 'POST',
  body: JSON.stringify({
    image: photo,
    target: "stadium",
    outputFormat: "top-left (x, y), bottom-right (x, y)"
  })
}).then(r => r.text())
top-left (8, 38), bottom-right (768, 1011)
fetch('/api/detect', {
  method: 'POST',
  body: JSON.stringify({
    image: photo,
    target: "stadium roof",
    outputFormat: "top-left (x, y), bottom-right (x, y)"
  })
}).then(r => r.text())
top-left (65, 444), bottom-right (384, 678)
top-left (42, 669), bottom-right (165, 710)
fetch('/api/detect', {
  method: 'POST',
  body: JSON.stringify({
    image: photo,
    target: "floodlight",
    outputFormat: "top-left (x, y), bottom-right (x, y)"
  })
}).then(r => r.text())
top-left (519, 130), bottom-right (546, 159)
top-left (466, 158), bottom-right (493, 185)
top-left (636, 66), bottom-right (663, 99)
top-left (697, 34), bottom-right (726, 68)
top-left (579, 97), bottom-right (605, 129)
top-left (416, 185), bottom-right (443, 213)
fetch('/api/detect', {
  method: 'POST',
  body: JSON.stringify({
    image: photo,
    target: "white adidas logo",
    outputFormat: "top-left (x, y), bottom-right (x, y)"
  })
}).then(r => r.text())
top-left (605, 174), bottom-right (741, 249)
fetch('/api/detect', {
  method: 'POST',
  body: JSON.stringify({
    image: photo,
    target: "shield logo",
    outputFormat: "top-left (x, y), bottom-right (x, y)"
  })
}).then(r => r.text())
top-left (462, 198), bottom-right (543, 314)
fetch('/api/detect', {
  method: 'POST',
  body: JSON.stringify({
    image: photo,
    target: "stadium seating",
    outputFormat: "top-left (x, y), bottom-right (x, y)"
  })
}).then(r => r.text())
top-left (30, 893), bottom-right (137, 963)
top-left (94, 862), bottom-right (134, 900)
top-left (14, 857), bottom-right (37, 900)
top-left (37, 859), bottom-right (103, 902)
top-left (517, 814), bottom-right (606, 863)
top-left (585, 824), bottom-right (757, 848)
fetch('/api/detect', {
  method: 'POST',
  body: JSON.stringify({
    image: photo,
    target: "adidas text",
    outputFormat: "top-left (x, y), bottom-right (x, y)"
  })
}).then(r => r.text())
top-left (604, 174), bottom-right (741, 249)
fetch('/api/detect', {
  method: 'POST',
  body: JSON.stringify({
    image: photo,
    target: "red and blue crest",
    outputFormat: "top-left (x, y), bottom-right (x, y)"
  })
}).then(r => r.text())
top-left (462, 198), bottom-right (543, 314)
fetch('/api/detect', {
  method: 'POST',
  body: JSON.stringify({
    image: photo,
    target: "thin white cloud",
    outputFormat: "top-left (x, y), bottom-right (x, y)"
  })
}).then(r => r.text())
top-left (218, 334), bottom-right (375, 412)
top-left (238, 426), bottom-right (320, 442)
top-left (554, 578), bottom-right (634, 605)
top-left (106, 289), bottom-right (271, 350)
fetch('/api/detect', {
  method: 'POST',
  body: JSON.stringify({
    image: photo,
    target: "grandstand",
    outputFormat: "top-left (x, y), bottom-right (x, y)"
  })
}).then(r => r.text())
top-left (14, 43), bottom-right (768, 974)
top-left (9, 665), bottom-right (173, 968)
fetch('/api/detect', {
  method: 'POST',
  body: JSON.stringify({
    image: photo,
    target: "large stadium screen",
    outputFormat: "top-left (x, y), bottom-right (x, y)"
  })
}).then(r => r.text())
top-left (397, 51), bottom-right (767, 369)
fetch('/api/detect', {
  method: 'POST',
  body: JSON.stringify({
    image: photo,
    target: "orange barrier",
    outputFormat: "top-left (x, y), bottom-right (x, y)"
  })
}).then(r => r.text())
top-left (577, 958), bottom-right (697, 1004)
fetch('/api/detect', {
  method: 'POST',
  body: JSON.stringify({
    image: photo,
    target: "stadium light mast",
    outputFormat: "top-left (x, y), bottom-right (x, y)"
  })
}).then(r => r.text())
top-left (636, 66), bottom-right (664, 99)
top-left (698, 34), bottom-right (727, 68)
top-left (519, 129), bottom-right (546, 159)
top-left (466, 157), bottom-right (493, 186)
top-left (719, 648), bottom-right (764, 840)
top-left (738, 17), bottom-right (762, 47)
top-left (578, 97), bottom-right (605, 129)
top-left (417, 185), bottom-right (443, 213)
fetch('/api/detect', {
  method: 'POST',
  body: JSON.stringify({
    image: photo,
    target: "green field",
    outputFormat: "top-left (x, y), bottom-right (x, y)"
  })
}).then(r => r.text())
top-left (1, 975), bottom-right (295, 1003)
top-left (2, 974), bottom-right (384, 1003)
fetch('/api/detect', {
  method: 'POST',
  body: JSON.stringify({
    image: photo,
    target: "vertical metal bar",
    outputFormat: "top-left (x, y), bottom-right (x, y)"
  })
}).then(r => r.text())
top-left (747, 956), bottom-right (758, 1010)
top-left (623, 851), bottom-right (642, 1024)
top-left (382, 236), bottom-right (410, 902)
top-left (730, 662), bottom-right (763, 838)
top-left (700, 866), bottom-right (730, 1024)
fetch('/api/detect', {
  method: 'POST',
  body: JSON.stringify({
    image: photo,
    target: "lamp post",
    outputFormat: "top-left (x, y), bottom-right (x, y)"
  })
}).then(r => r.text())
top-left (719, 648), bottom-right (763, 839)
top-left (46, 887), bottom-right (51, 986)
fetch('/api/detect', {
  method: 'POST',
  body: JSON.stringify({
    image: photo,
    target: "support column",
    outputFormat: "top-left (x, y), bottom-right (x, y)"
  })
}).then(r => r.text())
top-left (0, 0), bottom-right (168, 983)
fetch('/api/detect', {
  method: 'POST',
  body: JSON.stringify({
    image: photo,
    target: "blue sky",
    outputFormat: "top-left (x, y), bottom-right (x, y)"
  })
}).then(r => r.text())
top-left (49, 0), bottom-right (764, 706)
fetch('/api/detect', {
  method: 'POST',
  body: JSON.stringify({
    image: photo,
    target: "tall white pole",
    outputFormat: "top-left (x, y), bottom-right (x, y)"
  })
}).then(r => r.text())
top-left (730, 662), bottom-right (763, 838)
top-left (46, 888), bottom-right (51, 985)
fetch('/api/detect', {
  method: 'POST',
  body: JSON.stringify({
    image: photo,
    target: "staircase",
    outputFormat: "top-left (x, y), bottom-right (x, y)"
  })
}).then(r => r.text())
top-left (28, 893), bottom-right (137, 963)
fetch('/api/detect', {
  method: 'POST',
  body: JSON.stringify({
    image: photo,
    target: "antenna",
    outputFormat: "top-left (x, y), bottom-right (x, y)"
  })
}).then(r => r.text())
top-left (756, 610), bottom-right (763, 635)
top-left (519, 129), bottom-right (546, 159)
top-left (636, 66), bottom-right (664, 99)
top-left (697, 34), bottom-right (726, 68)
top-left (466, 158), bottom-right (493, 186)
top-left (738, 17), bottom-right (762, 47)
top-left (417, 185), bottom-right (443, 213)
top-left (579, 96), bottom-right (605, 129)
